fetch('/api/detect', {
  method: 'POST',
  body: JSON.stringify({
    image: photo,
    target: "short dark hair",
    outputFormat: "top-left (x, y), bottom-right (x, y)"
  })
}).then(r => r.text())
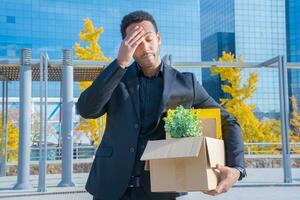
top-left (120, 10), bottom-right (158, 39)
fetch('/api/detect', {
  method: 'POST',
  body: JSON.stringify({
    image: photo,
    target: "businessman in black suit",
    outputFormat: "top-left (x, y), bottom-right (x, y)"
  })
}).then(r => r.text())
top-left (76, 10), bottom-right (246, 200)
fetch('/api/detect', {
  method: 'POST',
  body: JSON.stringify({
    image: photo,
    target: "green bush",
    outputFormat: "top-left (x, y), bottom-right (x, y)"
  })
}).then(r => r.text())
top-left (163, 105), bottom-right (202, 138)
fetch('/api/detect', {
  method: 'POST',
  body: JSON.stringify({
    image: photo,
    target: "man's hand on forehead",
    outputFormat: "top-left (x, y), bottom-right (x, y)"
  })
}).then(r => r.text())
top-left (127, 25), bottom-right (143, 37)
top-left (128, 27), bottom-right (153, 37)
top-left (117, 25), bottom-right (146, 68)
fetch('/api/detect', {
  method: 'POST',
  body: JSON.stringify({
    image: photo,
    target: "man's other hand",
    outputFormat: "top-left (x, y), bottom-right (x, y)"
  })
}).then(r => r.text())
top-left (203, 164), bottom-right (240, 196)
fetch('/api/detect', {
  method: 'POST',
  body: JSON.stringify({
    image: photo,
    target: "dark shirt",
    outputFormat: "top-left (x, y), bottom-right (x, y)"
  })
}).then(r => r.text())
top-left (131, 62), bottom-right (164, 176)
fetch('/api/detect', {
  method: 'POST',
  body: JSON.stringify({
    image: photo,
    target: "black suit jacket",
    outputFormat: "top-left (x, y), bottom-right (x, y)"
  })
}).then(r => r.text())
top-left (76, 59), bottom-right (245, 200)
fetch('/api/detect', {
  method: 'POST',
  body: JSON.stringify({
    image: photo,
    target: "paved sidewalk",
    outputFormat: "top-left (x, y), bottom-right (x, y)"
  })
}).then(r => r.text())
top-left (0, 168), bottom-right (299, 200)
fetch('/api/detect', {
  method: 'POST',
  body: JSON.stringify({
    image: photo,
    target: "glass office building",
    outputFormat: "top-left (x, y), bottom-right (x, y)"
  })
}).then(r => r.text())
top-left (1, 0), bottom-right (299, 128)
top-left (200, 0), bottom-right (287, 119)
top-left (0, 0), bottom-right (201, 97)
top-left (286, 0), bottom-right (300, 110)
top-left (200, 0), bottom-right (235, 102)
top-left (0, 0), bottom-right (202, 141)
top-left (286, 0), bottom-right (300, 62)
top-left (0, 0), bottom-right (201, 62)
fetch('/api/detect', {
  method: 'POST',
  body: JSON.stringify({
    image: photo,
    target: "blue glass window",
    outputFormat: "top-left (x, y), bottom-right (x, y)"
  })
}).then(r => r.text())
top-left (6, 16), bottom-right (16, 24)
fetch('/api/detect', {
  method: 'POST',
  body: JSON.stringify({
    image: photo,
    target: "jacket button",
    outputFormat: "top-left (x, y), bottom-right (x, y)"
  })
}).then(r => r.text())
top-left (129, 147), bottom-right (135, 153)
top-left (134, 124), bottom-right (139, 129)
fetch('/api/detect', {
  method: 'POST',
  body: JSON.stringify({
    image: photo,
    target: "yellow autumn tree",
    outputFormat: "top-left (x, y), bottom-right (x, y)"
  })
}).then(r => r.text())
top-left (0, 115), bottom-right (19, 163)
top-left (211, 51), bottom-right (281, 145)
top-left (290, 96), bottom-right (300, 142)
top-left (74, 18), bottom-right (111, 62)
top-left (74, 18), bottom-right (111, 145)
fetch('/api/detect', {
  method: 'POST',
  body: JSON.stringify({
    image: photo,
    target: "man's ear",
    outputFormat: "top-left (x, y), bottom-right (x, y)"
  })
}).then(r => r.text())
top-left (157, 32), bottom-right (161, 45)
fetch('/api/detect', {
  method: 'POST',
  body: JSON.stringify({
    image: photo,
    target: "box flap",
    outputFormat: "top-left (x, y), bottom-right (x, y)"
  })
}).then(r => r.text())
top-left (201, 118), bottom-right (217, 138)
top-left (205, 137), bottom-right (225, 168)
top-left (198, 108), bottom-right (222, 139)
top-left (141, 137), bottom-right (204, 161)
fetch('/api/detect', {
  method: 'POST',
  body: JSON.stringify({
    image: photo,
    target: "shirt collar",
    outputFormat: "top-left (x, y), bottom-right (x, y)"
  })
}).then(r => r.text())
top-left (137, 61), bottom-right (163, 78)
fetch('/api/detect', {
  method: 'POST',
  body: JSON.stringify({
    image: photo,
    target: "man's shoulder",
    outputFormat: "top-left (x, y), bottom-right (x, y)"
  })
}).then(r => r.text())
top-left (181, 71), bottom-right (194, 77)
top-left (169, 66), bottom-right (194, 80)
top-left (164, 63), bottom-right (194, 78)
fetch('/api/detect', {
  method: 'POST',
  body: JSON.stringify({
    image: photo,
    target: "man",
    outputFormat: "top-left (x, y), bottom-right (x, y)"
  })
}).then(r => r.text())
top-left (77, 10), bottom-right (246, 200)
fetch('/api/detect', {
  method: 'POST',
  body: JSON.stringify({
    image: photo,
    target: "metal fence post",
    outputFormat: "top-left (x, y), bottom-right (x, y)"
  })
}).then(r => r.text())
top-left (278, 55), bottom-right (292, 183)
top-left (58, 49), bottom-right (75, 187)
top-left (38, 52), bottom-right (49, 192)
top-left (14, 48), bottom-right (32, 189)
top-left (0, 80), bottom-right (8, 176)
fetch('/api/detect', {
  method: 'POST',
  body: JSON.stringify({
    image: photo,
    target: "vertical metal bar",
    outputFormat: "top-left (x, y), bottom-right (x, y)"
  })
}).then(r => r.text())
top-left (38, 53), bottom-right (47, 192)
top-left (14, 48), bottom-right (32, 189)
top-left (44, 53), bottom-right (48, 175)
top-left (3, 80), bottom-right (8, 175)
top-left (58, 49), bottom-right (75, 187)
top-left (38, 53), bottom-right (45, 192)
top-left (278, 55), bottom-right (292, 183)
top-left (0, 80), bottom-right (8, 177)
top-left (248, 145), bottom-right (251, 156)
top-left (0, 80), bottom-right (6, 176)
top-left (58, 81), bottom-right (62, 150)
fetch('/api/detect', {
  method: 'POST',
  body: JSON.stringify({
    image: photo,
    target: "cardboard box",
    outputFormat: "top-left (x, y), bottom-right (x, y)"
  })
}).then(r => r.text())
top-left (141, 108), bottom-right (225, 192)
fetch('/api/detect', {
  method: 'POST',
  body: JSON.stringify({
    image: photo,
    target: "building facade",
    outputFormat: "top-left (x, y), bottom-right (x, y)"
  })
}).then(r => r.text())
top-left (0, 0), bottom-right (202, 144)
top-left (200, 0), bottom-right (288, 119)
top-left (0, 0), bottom-right (202, 97)
top-left (286, 0), bottom-right (300, 110)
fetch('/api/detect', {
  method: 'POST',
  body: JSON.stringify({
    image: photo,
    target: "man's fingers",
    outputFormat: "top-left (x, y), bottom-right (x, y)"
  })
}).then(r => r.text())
top-left (216, 164), bottom-right (225, 171)
top-left (126, 26), bottom-right (143, 44)
top-left (203, 190), bottom-right (218, 196)
top-left (124, 26), bottom-right (140, 41)
top-left (203, 178), bottom-right (230, 196)
top-left (214, 164), bottom-right (228, 176)
top-left (202, 176), bottom-right (231, 196)
top-left (215, 178), bottom-right (230, 193)
top-left (130, 38), bottom-right (143, 49)
top-left (128, 30), bottom-right (145, 47)
top-left (202, 165), bottom-right (235, 196)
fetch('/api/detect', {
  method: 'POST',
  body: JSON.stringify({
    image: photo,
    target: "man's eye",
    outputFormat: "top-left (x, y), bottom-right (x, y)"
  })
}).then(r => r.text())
top-left (145, 36), bottom-right (154, 41)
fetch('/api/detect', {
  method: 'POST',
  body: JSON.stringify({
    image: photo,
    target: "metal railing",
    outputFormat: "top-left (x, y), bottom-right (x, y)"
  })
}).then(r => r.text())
top-left (3, 142), bottom-right (300, 164)
top-left (4, 145), bottom-right (96, 164)
top-left (244, 142), bottom-right (300, 155)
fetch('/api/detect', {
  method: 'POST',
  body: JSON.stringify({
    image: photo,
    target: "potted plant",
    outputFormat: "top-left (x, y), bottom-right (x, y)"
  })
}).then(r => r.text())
top-left (163, 105), bottom-right (202, 138)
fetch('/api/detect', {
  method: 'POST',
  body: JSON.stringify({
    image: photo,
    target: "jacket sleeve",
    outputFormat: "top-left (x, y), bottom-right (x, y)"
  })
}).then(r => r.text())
top-left (191, 73), bottom-right (245, 168)
top-left (76, 59), bottom-right (127, 119)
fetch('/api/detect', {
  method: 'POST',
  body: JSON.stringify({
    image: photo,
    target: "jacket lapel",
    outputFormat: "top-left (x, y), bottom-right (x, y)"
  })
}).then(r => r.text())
top-left (149, 62), bottom-right (177, 132)
top-left (123, 61), bottom-right (177, 124)
top-left (124, 62), bottom-right (140, 121)
top-left (158, 63), bottom-right (176, 115)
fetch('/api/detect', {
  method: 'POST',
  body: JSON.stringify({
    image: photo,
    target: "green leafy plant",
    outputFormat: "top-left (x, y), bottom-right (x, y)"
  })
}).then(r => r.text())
top-left (163, 105), bottom-right (202, 138)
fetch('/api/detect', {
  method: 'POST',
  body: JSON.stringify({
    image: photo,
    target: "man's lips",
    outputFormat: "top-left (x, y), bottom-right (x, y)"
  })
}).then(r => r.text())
top-left (142, 53), bottom-right (155, 59)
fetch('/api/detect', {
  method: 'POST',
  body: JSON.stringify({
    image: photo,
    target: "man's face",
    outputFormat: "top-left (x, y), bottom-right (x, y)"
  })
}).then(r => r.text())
top-left (125, 20), bottom-right (161, 69)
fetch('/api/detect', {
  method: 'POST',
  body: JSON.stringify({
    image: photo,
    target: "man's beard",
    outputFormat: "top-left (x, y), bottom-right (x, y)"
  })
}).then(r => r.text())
top-left (136, 48), bottom-right (160, 69)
